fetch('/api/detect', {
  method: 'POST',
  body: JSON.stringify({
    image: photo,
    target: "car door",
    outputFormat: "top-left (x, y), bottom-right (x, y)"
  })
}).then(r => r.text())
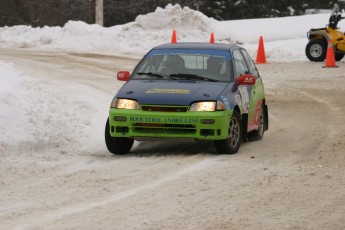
top-left (240, 49), bottom-right (265, 132)
top-left (232, 49), bottom-right (259, 132)
top-left (232, 49), bottom-right (252, 112)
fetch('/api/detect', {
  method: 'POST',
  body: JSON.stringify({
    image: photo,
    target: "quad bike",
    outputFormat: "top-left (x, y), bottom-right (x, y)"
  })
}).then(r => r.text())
top-left (306, 4), bottom-right (345, 62)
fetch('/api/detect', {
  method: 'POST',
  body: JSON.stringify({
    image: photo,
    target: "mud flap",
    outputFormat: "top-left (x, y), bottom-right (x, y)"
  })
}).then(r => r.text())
top-left (264, 104), bottom-right (269, 131)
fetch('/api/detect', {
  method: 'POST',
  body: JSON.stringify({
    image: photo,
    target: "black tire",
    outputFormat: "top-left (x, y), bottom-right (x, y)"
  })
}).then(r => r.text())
top-left (335, 53), bottom-right (344, 61)
top-left (214, 110), bottom-right (242, 154)
top-left (305, 38), bottom-right (327, 62)
top-left (105, 118), bottom-right (133, 155)
top-left (247, 104), bottom-right (265, 141)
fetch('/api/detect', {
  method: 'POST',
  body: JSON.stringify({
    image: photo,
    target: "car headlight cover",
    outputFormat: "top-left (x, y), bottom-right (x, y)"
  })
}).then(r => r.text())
top-left (112, 98), bottom-right (140, 109)
top-left (190, 101), bottom-right (216, 111)
top-left (190, 101), bottom-right (225, 111)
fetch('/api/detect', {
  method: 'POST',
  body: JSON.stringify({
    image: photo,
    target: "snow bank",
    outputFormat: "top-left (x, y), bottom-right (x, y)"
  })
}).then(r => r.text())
top-left (216, 14), bottom-right (331, 44)
top-left (0, 61), bottom-right (59, 155)
top-left (0, 21), bottom-right (122, 54)
top-left (135, 4), bottom-right (216, 31)
top-left (118, 4), bottom-right (220, 53)
top-left (0, 62), bottom-right (25, 144)
top-left (0, 4), bottom-right (344, 59)
top-left (0, 60), bottom-right (106, 159)
top-left (0, 4), bottom-right (218, 55)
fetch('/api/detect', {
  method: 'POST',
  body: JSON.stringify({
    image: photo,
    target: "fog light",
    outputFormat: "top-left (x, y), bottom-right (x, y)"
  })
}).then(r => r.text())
top-left (201, 119), bottom-right (215, 124)
top-left (114, 116), bottom-right (127, 122)
top-left (116, 126), bottom-right (129, 134)
top-left (201, 129), bottom-right (215, 136)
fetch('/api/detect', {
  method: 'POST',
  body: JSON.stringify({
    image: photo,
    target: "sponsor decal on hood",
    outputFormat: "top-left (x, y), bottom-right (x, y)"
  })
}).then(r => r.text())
top-left (116, 80), bottom-right (230, 105)
top-left (145, 88), bottom-right (191, 94)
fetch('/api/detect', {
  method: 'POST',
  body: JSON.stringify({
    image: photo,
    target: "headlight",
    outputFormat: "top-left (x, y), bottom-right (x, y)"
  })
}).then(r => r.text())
top-left (111, 98), bottom-right (140, 109)
top-left (189, 101), bottom-right (225, 111)
top-left (190, 102), bottom-right (216, 111)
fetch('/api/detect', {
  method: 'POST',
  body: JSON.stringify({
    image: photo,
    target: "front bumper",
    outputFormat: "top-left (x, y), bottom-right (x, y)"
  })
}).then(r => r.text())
top-left (109, 108), bottom-right (233, 140)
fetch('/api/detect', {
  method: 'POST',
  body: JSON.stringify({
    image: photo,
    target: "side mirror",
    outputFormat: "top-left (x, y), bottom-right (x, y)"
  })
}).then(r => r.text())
top-left (117, 71), bottom-right (130, 81)
top-left (236, 74), bottom-right (256, 85)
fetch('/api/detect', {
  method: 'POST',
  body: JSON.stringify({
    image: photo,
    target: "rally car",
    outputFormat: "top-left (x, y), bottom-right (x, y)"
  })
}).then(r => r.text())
top-left (105, 42), bottom-right (268, 154)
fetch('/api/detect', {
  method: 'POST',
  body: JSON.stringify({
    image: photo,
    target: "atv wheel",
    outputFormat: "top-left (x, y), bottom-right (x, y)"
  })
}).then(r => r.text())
top-left (247, 104), bottom-right (265, 141)
top-left (105, 118), bottom-right (133, 155)
top-left (335, 53), bottom-right (344, 61)
top-left (214, 110), bottom-right (242, 154)
top-left (306, 38), bottom-right (326, 62)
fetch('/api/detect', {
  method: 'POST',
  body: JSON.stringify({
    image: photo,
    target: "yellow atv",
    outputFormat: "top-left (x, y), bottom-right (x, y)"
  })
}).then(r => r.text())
top-left (306, 4), bottom-right (345, 62)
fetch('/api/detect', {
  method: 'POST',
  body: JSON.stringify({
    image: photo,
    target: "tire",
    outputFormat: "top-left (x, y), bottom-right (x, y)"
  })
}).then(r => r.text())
top-left (214, 110), bottom-right (242, 154)
top-left (247, 104), bottom-right (265, 141)
top-left (335, 53), bottom-right (344, 61)
top-left (105, 118), bottom-right (133, 155)
top-left (305, 38), bottom-right (327, 62)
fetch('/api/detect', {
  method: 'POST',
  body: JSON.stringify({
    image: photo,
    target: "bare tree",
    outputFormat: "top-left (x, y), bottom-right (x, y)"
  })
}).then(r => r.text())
top-left (0, 0), bottom-right (93, 27)
top-left (2, 0), bottom-right (340, 27)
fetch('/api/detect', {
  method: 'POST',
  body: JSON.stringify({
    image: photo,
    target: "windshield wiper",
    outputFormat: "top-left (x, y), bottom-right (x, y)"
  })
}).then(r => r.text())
top-left (137, 72), bottom-right (164, 78)
top-left (170, 73), bottom-right (219, 82)
top-left (136, 72), bottom-right (176, 80)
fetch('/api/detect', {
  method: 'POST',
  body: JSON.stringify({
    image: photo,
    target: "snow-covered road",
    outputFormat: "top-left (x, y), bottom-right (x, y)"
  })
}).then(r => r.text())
top-left (1, 49), bottom-right (345, 229)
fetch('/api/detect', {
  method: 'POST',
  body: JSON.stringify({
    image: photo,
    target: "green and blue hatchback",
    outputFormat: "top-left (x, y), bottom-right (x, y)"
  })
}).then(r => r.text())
top-left (105, 42), bottom-right (268, 154)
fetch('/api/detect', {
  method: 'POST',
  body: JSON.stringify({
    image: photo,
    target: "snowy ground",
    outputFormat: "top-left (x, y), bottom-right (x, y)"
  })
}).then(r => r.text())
top-left (1, 4), bottom-right (345, 230)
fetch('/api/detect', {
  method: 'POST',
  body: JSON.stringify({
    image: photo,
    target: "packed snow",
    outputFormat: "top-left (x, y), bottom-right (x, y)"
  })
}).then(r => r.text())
top-left (0, 4), bottom-right (342, 152)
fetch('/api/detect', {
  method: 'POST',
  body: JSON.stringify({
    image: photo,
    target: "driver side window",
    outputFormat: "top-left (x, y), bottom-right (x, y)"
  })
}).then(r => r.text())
top-left (233, 50), bottom-right (249, 78)
top-left (241, 49), bottom-right (260, 79)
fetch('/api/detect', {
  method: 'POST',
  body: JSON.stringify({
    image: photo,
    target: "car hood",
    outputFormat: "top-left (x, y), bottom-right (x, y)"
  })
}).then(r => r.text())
top-left (116, 80), bottom-right (230, 105)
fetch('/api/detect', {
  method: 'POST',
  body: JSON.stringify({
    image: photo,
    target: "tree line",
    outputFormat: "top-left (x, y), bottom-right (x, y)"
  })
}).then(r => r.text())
top-left (0, 0), bottom-right (343, 27)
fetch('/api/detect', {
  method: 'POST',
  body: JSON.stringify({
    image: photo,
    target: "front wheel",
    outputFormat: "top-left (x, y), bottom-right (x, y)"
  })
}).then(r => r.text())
top-left (214, 110), bottom-right (242, 154)
top-left (105, 118), bottom-right (134, 155)
top-left (305, 38), bottom-right (326, 62)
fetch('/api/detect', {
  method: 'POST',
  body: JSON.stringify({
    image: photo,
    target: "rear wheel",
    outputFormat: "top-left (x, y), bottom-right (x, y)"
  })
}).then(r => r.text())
top-left (214, 110), bottom-right (242, 154)
top-left (248, 104), bottom-right (265, 141)
top-left (105, 118), bottom-right (133, 155)
top-left (306, 38), bottom-right (326, 62)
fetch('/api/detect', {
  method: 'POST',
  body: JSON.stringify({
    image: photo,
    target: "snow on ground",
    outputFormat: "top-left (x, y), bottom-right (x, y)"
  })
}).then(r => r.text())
top-left (0, 3), bottom-right (341, 153)
top-left (1, 5), bottom-right (345, 229)
top-left (0, 62), bottom-right (25, 143)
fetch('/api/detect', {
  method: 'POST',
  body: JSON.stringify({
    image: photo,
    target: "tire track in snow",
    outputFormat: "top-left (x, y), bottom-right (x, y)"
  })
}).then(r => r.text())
top-left (300, 90), bottom-right (343, 155)
top-left (12, 157), bottom-right (218, 230)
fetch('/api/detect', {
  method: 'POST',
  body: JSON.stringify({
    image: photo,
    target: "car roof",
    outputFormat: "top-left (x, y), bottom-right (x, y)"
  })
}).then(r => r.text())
top-left (153, 42), bottom-right (241, 52)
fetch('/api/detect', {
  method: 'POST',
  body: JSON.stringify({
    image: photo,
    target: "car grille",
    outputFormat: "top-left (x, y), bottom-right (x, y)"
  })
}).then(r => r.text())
top-left (141, 105), bottom-right (188, 112)
top-left (133, 123), bottom-right (196, 135)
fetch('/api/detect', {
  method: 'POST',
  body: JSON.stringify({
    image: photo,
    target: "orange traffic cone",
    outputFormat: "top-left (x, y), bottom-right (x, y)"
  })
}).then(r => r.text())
top-left (256, 36), bottom-right (266, 64)
top-left (323, 38), bottom-right (338, 68)
top-left (210, 32), bottom-right (215, 43)
top-left (171, 30), bottom-right (177, 44)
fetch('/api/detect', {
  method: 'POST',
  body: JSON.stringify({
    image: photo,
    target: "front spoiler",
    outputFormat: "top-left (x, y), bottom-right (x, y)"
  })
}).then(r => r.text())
top-left (109, 108), bottom-right (233, 140)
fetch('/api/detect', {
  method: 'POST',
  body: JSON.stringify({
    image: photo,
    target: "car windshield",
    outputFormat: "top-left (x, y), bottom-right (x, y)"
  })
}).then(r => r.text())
top-left (131, 49), bottom-right (233, 82)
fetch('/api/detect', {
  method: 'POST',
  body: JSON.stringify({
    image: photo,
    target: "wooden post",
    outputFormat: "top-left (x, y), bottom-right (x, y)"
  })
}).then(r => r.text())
top-left (95, 0), bottom-right (103, 26)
